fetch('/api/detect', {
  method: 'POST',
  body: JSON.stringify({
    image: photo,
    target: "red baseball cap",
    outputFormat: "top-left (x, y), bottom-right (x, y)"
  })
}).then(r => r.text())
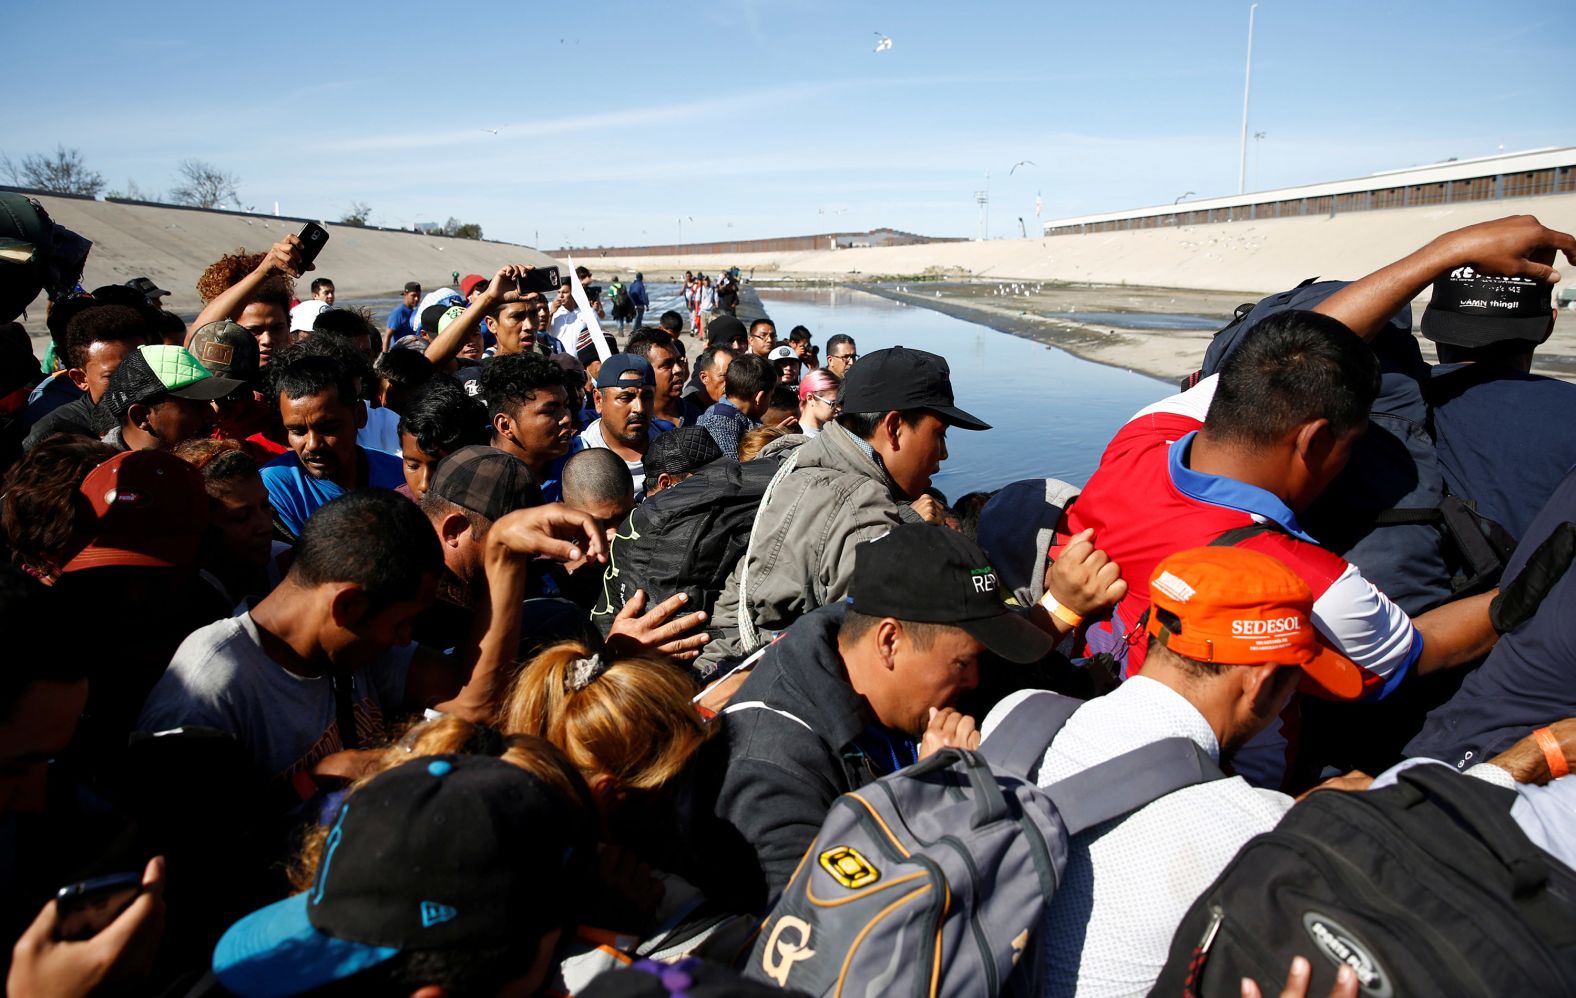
top-left (60, 451), bottom-right (210, 573)
top-left (1145, 546), bottom-right (1365, 699)
top-left (459, 274), bottom-right (487, 298)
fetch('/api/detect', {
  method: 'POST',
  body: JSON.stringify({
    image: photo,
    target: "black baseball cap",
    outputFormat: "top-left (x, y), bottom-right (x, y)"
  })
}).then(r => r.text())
top-left (428, 445), bottom-right (543, 522)
top-left (644, 426), bottom-right (723, 481)
top-left (102, 344), bottom-right (245, 416)
top-left (125, 276), bottom-right (170, 299)
top-left (705, 314), bottom-right (747, 347)
top-left (838, 346), bottom-right (989, 430)
top-left (847, 523), bottom-right (1052, 663)
top-left (212, 755), bottom-right (593, 997)
top-left (1421, 266), bottom-right (1553, 347)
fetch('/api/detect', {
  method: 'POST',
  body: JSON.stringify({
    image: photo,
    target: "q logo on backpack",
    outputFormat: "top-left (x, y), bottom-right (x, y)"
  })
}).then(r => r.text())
top-left (761, 915), bottom-right (816, 987)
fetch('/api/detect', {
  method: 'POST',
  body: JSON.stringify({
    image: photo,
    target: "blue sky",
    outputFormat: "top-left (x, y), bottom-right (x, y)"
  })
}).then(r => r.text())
top-left (5, 0), bottom-right (1569, 247)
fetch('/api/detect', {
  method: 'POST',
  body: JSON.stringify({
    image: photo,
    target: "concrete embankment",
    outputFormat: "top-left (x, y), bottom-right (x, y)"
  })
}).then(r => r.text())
top-left (576, 193), bottom-right (1576, 294)
top-left (13, 194), bottom-right (556, 338)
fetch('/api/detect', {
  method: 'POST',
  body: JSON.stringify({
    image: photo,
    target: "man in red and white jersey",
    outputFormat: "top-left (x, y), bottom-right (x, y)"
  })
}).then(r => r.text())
top-left (1057, 214), bottom-right (1576, 785)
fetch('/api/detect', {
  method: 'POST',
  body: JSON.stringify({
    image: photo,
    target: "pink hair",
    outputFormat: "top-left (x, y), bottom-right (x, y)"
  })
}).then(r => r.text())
top-left (798, 367), bottom-right (841, 402)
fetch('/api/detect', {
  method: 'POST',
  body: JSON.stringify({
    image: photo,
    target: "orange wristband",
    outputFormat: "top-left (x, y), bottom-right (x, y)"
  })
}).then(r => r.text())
top-left (1039, 591), bottom-right (1083, 629)
top-left (1534, 727), bottom-right (1569, 780)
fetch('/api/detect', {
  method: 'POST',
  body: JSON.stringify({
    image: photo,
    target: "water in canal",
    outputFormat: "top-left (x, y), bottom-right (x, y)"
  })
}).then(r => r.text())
top-left (351, 284), bottom-right (1176, 496)
top-left (754, 287), bottom-right (1173, 497)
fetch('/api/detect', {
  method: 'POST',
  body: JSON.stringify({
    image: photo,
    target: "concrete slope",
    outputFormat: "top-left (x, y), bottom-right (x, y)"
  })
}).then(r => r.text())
top-left (589, 194), bottom-right (1576, 296)
top-left (17, 194), bottom-right (561, 321)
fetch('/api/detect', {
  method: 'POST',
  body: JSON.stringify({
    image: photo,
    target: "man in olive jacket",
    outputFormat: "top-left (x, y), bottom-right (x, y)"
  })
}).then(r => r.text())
top-left (696, 346), bottom-right (991, 675)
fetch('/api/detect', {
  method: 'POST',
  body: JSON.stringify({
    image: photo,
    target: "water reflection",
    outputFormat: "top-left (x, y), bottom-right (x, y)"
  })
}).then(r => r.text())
top-left (756, 287), bottom-right (1171, 494)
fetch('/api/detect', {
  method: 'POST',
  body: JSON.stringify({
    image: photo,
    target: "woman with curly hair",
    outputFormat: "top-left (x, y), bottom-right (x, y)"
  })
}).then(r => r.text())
top-left (1, 434), bottom-right (116, 582)
top-left (189, 236), bottom-right (304, 369)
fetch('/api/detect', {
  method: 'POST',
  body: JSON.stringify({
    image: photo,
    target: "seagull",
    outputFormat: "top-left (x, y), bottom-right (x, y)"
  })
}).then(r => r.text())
top-left (1010, 160), bottom-right (1036, 175)
top-left (482, 128), bottom-right (500, 135)
top-left (873, 32), bottom-right (892, 53)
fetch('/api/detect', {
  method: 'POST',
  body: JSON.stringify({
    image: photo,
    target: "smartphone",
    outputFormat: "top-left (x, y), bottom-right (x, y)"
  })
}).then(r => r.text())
top-left (55, 872), bottom-right (142, 941)
top-left (515, 266), bottom-right (561, 295)
top-left (296, 222), bottom-right (330, 268)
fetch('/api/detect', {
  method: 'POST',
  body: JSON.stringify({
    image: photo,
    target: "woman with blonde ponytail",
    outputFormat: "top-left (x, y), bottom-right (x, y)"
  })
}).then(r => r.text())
top-left (500, 641), bottom-right (713, 813)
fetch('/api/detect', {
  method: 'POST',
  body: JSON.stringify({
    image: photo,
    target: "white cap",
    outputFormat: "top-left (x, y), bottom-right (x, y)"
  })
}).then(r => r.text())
top-left (768, 345), bottom-right (799, 362)
top-left (290, 300), bottom-right (329, 333)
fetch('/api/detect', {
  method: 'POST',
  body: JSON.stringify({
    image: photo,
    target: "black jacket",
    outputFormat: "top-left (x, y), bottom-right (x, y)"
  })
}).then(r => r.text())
top-left (712, 602), bottom-right (911, 909)
top-left (22, 392), bottom-right (96, 450)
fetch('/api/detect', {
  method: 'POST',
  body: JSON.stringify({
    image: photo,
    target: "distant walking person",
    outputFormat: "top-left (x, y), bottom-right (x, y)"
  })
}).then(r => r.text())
top-left (698, 277), bottom-right (717, 337)
top-left (629, 272), bottom-right (649, 330)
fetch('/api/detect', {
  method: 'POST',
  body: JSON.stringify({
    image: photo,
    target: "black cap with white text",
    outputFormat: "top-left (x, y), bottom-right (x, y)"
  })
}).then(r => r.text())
top-left (847, 523), bottom-right (1051, 663)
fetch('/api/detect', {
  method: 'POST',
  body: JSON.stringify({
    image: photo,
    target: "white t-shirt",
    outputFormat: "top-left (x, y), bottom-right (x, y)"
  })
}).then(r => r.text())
top-left (551, 307), bottom-right (591, 351)
top-left (984, 679), bottom-right (1292, 998)
top-left (359, 404), bottom-right (402, 456)
top-left (137, 613), bottom-right (414, 788)
top-left (577, 418), bottom-right (656, 495)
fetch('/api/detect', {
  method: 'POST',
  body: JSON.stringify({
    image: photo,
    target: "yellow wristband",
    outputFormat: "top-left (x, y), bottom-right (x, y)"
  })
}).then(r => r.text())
top-left (1039, 591), bottom-right (1083, 628)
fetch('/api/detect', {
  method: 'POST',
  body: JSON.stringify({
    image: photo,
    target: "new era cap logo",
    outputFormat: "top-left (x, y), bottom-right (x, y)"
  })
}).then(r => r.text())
top-left (1153, 571), bottom-right (1196, 602)
top-left (420, 901), bottom-right (457, 927)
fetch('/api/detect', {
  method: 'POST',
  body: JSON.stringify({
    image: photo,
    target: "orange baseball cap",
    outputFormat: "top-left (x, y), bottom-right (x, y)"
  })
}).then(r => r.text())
top-left (1145, 546), bottom-right (1365, 699)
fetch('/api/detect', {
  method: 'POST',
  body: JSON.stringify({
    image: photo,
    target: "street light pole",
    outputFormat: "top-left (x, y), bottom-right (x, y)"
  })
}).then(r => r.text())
top-left (1237, 2), bottom-right (1258, 195)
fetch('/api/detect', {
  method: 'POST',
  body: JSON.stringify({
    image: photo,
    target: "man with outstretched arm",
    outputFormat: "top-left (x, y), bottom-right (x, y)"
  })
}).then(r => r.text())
top-left (1056, 214), bottom-right (1576, 788)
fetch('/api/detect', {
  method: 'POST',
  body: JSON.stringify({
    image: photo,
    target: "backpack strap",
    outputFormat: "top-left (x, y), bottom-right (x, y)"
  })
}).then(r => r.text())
top-left (1043, 736), bottom-right (1224, 837)
top-left (332, 672), bottom-right (360, 751)
top-left (1491, 521), bottom-right (1576, 634)
top-left (977, 690), bottom-right (1084, 781)
top-left (1208, 521), bottom-right (1287, 548)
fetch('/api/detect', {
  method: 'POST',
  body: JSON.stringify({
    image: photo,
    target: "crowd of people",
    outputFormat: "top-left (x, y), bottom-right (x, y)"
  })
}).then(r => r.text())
top-left (1, 190), bottom-right (1576, 998)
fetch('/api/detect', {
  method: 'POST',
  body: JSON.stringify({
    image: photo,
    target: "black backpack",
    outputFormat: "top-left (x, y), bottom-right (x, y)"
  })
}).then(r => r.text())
top-left (1187, 278), bottom-right (1512, 615)
top-left (591, 458), bottom-right (778, 638)
top-left (1150, 764), bottom-right (1576, 997)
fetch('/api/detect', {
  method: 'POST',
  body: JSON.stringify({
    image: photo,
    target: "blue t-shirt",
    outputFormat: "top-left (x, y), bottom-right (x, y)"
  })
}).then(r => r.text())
top-left (1406, 463), bottom-right (1576, 768)
top-left (261, 447), bottom-right (406, 538)
top-left (1430, 363), bottom-right (1576, 544)
top-left (386, 304), bottom-right (416, 336)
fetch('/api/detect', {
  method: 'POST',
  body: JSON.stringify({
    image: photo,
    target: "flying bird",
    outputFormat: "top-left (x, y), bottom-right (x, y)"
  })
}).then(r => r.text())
top-left (873, 32), bottom-right (893, 53)
top-left (482, 128), bottom-right (500, 135)
top-left (1010, 160), bottom-right (1036, 175)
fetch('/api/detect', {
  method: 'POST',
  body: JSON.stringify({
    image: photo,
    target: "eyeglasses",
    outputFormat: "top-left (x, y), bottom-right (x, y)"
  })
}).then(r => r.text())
top-left (829, 352), bottom-right (857, 363)
top-left (749, 332), bottom-right (773, 341)
top-left (810, 393), bottom-right (841, 411)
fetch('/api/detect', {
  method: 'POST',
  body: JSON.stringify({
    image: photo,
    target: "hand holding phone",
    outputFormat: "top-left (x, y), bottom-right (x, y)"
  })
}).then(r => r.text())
top-left (6, 857), bottom-right (166, 997)
top-left (513, 265), bottom-right (561, 295)
top-left (296, 222), bottom-right (330, 270)
top-left (55, 872), bottom-right (144, 941)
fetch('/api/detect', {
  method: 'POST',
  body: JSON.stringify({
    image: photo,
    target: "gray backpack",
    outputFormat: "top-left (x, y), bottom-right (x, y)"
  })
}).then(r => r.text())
top-left (743, 691), bottom-right (1223, 996)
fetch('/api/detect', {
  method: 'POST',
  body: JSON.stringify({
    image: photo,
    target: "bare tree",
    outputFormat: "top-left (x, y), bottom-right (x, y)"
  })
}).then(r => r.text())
top-left (1, 145), bottom-right (105, 196)
top-left (169, 159), bottom-right (240, 209)
top-left (107, 178), bottom-right (162, 202)
top-left (339, 201), bottom-right (372, 226)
